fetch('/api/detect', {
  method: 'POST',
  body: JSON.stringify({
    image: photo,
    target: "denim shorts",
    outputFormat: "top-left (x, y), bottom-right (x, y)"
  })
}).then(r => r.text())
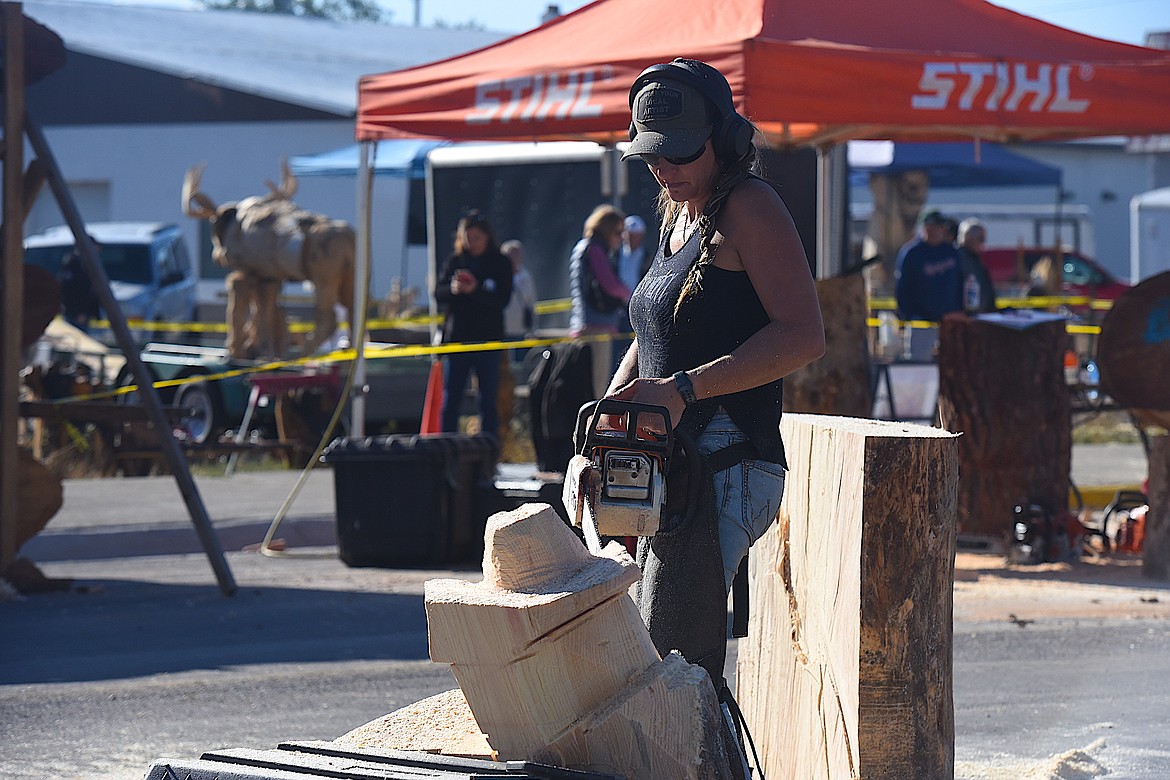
top-left (696, 412), bottom-right (787, 590)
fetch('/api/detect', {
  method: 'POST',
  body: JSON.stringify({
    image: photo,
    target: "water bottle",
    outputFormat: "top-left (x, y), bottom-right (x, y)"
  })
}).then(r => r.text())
top-left (963, 273), bottom-right (981, 313)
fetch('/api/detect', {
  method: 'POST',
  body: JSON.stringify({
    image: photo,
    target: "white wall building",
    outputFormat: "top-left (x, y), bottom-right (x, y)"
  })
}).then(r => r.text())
top-left (22, 0), bottom-right (503, 312)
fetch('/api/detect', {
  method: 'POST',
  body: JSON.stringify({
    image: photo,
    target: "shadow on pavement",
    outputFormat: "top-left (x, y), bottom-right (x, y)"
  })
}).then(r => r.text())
top-left (956, 550), bottom-right (1170, 590)
top-left (0, 580), bottom-right (430, 685)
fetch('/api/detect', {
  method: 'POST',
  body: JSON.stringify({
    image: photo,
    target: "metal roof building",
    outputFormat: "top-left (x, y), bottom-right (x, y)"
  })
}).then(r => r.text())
top-left (23, 0), bottom-right (503, 122)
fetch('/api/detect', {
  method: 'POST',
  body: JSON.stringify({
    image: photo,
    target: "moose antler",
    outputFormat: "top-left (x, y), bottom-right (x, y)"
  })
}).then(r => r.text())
top-left (182, 163), bottom-right (219, 220)
top-left (263, 158), bottom-right (297, 200)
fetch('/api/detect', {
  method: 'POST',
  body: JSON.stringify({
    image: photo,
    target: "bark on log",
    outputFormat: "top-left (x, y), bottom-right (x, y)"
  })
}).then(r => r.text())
top-left (736, 414), bottom-right (958, 780)
top-left (784, 274), bottom-right (871, 417)
top-left (936, 315), bottom-right (1070, 537)
top-left (1097, 271), bottom-right (1170, 413)
top-left (1144, 434), bottom-right (1170, 581)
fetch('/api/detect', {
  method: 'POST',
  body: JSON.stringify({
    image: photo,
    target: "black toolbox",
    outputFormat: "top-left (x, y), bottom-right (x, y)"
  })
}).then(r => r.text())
top-left (322, 433), bottom-right (498, 568)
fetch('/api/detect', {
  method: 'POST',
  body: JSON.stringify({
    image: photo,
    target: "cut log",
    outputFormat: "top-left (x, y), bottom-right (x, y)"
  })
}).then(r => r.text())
top-left (424, 502), bottom-right (733, 780)
top-left (784, 274), bottom-right (872, 417)
top-left (737, 414), bottom-right (958, 780)
top-left (1144, 434), bottom-right (1170, 581)
top-left (936, 314), bottom-right (1070, 537)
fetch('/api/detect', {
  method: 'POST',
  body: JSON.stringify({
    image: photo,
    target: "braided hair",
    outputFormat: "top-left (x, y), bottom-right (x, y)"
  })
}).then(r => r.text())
top-left (658, 137), bottom-right (762, 321)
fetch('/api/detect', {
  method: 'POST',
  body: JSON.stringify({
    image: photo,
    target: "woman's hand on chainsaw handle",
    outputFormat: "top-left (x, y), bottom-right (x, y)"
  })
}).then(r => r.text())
top-left (609, 375), bottom-right (687, 432)
top-left (604, 338), bottom-right (688, 431)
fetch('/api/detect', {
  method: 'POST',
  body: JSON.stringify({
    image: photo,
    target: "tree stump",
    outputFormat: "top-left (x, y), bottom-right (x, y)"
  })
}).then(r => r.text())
top-left (736, 414), bottom-right (958, 780)
top-left (936, 315), bottom-right (1070, 537)
top-left (785, 274), bottom-right (871, 417)
top-left (1144, 434), bottom-right (1170, 581)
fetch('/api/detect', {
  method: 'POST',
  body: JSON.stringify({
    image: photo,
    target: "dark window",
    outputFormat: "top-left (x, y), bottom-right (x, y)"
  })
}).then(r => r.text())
top-left (25, 242), bottom-right (152, 283)
top-left (407, 178), bottom-right (427, 245)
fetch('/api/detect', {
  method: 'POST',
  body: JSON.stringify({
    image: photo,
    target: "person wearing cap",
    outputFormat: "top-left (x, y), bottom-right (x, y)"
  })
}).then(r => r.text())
top-left (612, 214), bottom-right (649, 375)
top-left (894, 209), bottom-right (964, 322)
top-left (619, 214), bottom-right (649, 291)
top-left (606, 58), bottom-right (825, 686)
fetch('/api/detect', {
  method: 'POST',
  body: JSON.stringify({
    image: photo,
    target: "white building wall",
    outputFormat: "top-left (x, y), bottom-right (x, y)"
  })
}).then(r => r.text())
top-left (28, 121), bottom-right (419, 310)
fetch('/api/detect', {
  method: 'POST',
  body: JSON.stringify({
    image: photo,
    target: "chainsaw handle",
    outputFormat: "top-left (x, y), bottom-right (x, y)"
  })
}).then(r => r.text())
top-left (573, 399), bottom-right (673, 458)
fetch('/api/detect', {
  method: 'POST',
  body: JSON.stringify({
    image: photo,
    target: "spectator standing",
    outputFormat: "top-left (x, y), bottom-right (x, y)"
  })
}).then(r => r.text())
top-left (956, 218), bottom-right (997, 313)
top-left (501, 239), bottom-right (538, 341)
top-left (619, 215), bottom-right (649, 291)
top-left (613, 214), bottom-right (649, 376)
top-left (58, 246), bottom-right (101, 332)
top-left (569, 204), bottom-right (631, 399)
top-left (497, 239), bottom-right (538, 446)
top-left (894, 209), bottom-right (963, 322)
top-left (434, 210), bottom-right (513, 439)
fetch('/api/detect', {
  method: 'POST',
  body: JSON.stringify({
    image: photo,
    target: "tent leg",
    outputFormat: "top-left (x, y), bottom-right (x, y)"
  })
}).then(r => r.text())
top-left (816, 144), bottom-right (848, 280)
top-left (351, 142), bottom-right (374, 438)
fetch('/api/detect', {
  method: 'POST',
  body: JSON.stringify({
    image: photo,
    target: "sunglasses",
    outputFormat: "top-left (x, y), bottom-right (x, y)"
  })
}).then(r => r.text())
top-left (641, 142), bottom-right (708, 168)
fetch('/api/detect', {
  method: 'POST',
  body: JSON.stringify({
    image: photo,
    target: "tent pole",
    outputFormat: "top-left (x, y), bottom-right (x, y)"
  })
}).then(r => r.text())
top-left (816, 144), bottom-right (848, 279)
top-left (351, 141), bottom-right (373, 438)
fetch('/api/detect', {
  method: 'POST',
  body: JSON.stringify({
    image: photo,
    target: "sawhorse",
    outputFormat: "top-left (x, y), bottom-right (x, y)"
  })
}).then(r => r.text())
top-left (225, 366), bottom-right (340, 475)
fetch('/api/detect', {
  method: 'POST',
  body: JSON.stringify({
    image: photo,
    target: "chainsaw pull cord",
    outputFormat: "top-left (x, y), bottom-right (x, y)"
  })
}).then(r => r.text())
top-left (719, 681), bottom-right (766, 780)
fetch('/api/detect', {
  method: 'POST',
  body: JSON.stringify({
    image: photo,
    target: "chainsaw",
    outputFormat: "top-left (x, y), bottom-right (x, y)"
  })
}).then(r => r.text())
top-left (561, 399), bottom-right (674, 553)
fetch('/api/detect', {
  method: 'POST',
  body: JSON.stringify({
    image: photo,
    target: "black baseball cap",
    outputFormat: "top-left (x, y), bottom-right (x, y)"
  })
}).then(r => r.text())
top-left (921, 209), bottom-right (948, 225)
top-left (621, 78), bottom-right (712, 162)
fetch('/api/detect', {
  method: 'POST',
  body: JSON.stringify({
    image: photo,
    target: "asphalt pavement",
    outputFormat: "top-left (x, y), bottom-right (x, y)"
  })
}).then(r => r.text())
top-left (3, 442), bottom-right (1167, 780)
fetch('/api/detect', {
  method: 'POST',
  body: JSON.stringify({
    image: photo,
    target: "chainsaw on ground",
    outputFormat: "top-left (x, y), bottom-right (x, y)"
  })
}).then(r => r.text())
top-left (562, 399), bottom-right (673, 553)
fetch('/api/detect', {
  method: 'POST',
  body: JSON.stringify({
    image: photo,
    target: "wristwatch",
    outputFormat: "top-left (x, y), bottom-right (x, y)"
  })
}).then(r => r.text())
top-left (672, 371), bottom-right (697, 406)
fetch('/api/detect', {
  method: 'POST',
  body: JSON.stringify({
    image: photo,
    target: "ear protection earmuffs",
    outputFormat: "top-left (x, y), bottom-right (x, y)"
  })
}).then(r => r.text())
top-left (627, 58), bottom-right (752, 162)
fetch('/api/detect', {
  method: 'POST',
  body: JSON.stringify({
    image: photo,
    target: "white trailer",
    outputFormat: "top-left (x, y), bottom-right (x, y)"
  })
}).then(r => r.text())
top-left (1131, 187), bottom-right (1170, 283)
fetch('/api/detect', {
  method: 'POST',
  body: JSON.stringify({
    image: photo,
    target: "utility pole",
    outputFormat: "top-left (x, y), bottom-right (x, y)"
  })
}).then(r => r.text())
top-left (413, 0), bottom-right (420, 27)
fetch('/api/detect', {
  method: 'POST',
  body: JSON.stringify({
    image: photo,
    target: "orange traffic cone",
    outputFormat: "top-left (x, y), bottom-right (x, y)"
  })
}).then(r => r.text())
top-left (420, 358), bottom-right (444, 435)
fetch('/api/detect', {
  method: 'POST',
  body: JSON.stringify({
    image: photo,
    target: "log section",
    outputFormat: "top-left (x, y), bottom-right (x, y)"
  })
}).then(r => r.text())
top-left (1144, 434), bottom-right (1170, 581)
top-left (737, 414), bottom-right (958, 780)
top-left (784, 274), bottom-right (871, 417)
top-left (937, 315), bottom-right (1070, 537)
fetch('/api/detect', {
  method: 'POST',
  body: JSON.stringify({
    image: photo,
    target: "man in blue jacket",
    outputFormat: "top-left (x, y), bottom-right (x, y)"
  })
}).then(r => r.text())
top-left (895, 210), bottom-right (963, 322)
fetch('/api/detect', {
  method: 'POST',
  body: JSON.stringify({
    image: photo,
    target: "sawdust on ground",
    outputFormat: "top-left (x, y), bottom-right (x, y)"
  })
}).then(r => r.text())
top-left (953, 550), bottom-right (1170, 623)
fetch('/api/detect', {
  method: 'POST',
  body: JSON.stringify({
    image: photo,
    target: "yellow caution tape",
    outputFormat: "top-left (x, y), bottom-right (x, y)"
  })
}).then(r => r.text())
top-left (44, 329), bottom-right (617, 405)
top-left (86, 297), bottom-right (577, 336)
top-left (870, 295), bottom-right (1114, 312)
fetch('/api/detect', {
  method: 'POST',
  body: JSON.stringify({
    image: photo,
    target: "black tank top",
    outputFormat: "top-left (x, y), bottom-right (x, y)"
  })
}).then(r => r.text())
top-left (629, 223), bottom-right (786, 466)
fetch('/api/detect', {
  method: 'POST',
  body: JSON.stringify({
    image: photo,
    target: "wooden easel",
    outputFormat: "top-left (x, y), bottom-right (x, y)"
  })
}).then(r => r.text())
top-left (0, 3), bottom-right (234, 594)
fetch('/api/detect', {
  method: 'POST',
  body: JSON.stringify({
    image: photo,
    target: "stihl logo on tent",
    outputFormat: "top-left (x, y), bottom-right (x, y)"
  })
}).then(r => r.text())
top-left (467, 68), bottom-right (614, 125)
top-left (912, 62), bottom-right (1092, 113)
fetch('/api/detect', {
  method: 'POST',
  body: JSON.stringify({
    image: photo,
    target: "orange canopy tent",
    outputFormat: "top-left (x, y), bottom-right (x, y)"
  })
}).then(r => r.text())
top-left (357, 0), bottom-right (1170, 146)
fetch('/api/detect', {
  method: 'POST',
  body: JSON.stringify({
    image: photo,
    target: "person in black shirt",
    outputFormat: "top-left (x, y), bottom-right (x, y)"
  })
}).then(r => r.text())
top-left (611, 59), bottom-right (825, 684)
top-left (434, 211), bottom-right (513, 439)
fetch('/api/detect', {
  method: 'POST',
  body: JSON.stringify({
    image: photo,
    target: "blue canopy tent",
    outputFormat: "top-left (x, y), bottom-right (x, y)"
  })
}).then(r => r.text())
top-left (289, 138), bottom-right (452, 179)
top-left (847, 141), bottom-right (1062, 188)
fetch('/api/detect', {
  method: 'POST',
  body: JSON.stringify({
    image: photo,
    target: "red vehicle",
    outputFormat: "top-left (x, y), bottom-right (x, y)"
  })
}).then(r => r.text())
top-left (980, 247), bottom-right (1130, 302)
